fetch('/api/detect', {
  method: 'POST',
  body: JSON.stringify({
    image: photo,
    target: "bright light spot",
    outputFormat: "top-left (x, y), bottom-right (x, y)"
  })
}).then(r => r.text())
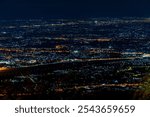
top-left (143, 54), bottom-right (150, 58)
top-left (73, 50), bottom-right (79, 53)
top-left (0, 67), bottom-right (8, 71)
top-left (94, 20), bottom-right (98, 24)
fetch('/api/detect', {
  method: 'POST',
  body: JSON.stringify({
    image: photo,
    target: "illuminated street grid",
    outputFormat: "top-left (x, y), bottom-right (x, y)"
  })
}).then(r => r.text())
top-left (0, 18), bottom-right (150, 99)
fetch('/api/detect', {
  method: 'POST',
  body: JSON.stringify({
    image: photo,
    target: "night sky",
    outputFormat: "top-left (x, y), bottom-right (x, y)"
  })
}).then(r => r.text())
top-left (0, 0), bottom-right (149, 19)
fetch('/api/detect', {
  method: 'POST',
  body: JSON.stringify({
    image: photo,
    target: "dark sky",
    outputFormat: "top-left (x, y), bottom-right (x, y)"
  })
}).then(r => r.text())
top-left (0, 0), bottom-right (149, 19)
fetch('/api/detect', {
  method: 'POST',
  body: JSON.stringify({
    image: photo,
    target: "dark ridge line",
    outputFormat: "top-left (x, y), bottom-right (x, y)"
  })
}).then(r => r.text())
top-left (0, 58), bottom-right (130, 78)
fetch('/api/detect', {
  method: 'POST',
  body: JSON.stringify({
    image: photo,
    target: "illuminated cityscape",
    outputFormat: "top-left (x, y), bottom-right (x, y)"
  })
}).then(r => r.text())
top-left (0, 18), bottom-right (150, 99)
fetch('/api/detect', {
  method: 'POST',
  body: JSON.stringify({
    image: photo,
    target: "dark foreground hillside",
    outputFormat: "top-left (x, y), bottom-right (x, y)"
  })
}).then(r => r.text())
top-left (0, 60), bottom-right (149, 100)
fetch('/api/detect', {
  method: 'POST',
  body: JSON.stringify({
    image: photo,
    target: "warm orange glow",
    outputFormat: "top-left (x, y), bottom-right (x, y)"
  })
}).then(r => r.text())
top-left (96, 38), bottom-right (112, 42)
top-left (55, 45), bottom-right (66, 49)
top-left (0, 67), bottom-right (9, 71)
top-left (83, 38), bottom-right (112, 42)
top-left (55, 88), bottom-right (64, 92)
